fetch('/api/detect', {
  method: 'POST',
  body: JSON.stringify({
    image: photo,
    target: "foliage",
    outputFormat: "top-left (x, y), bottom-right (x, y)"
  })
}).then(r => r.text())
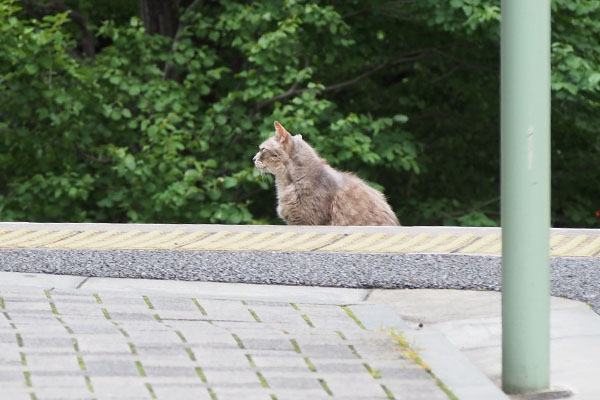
top-left (0, 0), bottom-right (599, 227)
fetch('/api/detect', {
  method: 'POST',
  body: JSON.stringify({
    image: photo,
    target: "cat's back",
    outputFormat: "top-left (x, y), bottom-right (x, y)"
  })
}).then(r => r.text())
top-left (330, 170), bottom-right (400, 226)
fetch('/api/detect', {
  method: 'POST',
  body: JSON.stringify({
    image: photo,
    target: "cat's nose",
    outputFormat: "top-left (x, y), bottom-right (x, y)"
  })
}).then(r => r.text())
top-left (252, 154), bottom-right (258, 162)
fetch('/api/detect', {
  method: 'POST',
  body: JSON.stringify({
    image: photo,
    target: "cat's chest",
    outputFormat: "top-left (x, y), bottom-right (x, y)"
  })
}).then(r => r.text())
top-left (276, 183), bottom-right (330, 225)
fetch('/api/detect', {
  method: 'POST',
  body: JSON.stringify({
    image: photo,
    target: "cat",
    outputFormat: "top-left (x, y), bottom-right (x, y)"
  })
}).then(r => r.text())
top-left (253, 121), bottom-right (400, 226)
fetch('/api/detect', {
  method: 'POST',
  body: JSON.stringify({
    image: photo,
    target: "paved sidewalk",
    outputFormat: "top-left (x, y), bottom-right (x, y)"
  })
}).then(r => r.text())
top-left (0, 271), bottom-right (508, 400)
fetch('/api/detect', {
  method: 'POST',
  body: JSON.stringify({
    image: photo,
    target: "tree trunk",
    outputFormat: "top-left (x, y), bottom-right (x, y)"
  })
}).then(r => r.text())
top-left (139, 0), bottom-right (179, 38)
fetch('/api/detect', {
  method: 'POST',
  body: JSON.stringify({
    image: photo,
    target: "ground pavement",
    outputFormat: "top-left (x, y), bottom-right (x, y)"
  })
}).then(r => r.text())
top-left (0, 223), bottom-right (599, 400)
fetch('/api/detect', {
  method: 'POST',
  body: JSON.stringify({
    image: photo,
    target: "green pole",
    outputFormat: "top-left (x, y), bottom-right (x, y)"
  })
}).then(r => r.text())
top-left (501, 0), bottom-right (551, 394)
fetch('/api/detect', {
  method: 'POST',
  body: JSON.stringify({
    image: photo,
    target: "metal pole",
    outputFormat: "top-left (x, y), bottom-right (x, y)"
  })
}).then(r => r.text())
top-left (501, 0), bottom-right (551, 394)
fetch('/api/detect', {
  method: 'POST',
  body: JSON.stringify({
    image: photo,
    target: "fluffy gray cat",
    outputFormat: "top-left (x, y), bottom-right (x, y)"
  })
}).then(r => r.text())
top-left (253, 121), bottom-right (400, 226)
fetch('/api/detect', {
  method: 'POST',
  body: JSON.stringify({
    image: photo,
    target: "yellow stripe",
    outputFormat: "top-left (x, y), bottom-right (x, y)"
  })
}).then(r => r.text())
top-left (268, 233), bottom-right (318, 251)
top-left (87, 231), bottom-right (142, 249)
top-left (459, 235), bottom-right (500, 253)
top-left (179, 231), bottom-right (232, 250)
top-left (14, 230), bottom-right (75, 248)
top-left (349, 233), bottom-right (388, 252)
top-left (131, 231), bottom-right (187, 249)
top-left (0, 230), bottom-right (32, 243)
top-left (229, 232), bottom-right (275, 250)
top-left (410, 234), bottom-right (453, 253)
top-left (44, 231), bottom-right (101, 249)
top-left (570, 236), bottom-right (600, 257)
top-left (194, 232), bottom-right (254, 250)
top-left (0, 230), bottom-right (55, 247)
top-left (550, 235), bottom-right (567, 248)
top-left (552, 235), bottom-right (589, 257)
top-left (384, 234), bottom-right (430, 253)
top-left (434, 234), bottom-right (477, 253)
top-left (292, 233), bottom-right (342, 251)
top-left (245, 232), bottom-right (297, 251)
top-left (111, 231), bottom-right (164, 249)
top-left (154, 231), bottom-right (207, 249)
top-left (362, 234), bottom-right (408, 253)
top-left (319, 233), bottom-right (365, 252)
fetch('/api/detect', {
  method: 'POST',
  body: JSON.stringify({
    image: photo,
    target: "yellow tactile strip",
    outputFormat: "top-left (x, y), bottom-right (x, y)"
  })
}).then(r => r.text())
top-left (0, 228), bottom-right (599, 257)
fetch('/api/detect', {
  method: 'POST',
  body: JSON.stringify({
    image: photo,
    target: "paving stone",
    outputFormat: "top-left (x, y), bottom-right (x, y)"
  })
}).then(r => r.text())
top-left (299, 343), bottom-right (359, 359)
top-left (77, 336), bottom-right (130, 353)
top-left (22, 337), bottom-right (74, 348)
top-left (151, 383), bottom-right (212, 400)
top-left (32, 387), bottom-right (96, 400)
top-left (259, 373), bottom-right (323, 390)
top-left (90, 377), bottom-right (151, 399)
top-left (210, 387), bottom-right (274, 400)
top-left (189, 349), bottom-right (249, 368)
top-left (0, 369), bottom-right (25, 381)
top-left (30, 374), bottom-right (87, 388)
top-left (144, 365), bottom-right (197, 377)
top-left (270, 388), bottom-right (333, 400)
top-left (194, 299), bottom-right (256, 322)
top-left (144, 296), bottom-right (198, 311)
top-left (250, 354), bottom-right (309, 369)
top-left (324, 374), bottom-right (391, 398)
top-left (27, 355), bottom-right (81, 372)
top-left (237, 337), bottom-right (296, 351)
top-left (309, 360), bottom-right (367, 374)
top-left (202, 368), bottom-right (263, 386)
top-left (84, 358), bottom-right (139, 377)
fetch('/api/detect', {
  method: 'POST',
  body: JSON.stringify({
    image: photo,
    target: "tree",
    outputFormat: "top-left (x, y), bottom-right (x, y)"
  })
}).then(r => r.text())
top-left (0, 0), bottom-right (598, 227)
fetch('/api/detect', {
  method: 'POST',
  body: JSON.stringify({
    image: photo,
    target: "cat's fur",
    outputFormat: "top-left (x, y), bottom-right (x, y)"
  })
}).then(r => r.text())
top-left (253, 121), bottom-right (400, 226)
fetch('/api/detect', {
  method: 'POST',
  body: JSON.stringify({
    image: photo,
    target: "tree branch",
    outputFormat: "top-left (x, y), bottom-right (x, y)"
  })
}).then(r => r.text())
top-left (27, 1), bottom-right (95, 58)
top-left (254, 51), bottom-right (429, 112)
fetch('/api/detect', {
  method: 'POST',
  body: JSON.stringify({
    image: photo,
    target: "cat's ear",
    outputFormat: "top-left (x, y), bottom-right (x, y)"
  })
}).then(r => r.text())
top-left (274, 121), bottom-right (291, 144)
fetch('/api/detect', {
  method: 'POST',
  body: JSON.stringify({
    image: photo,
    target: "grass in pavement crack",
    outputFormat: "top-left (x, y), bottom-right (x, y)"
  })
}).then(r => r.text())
top-left (49, 302), bottom-right (59, 315)
top-left (195, 367), bottom-right (207, 383)
top-left (135, 360), bottom-right (147, 377)
top-left (245, 354), bottom-right (256, 368)
top-left (207, 387), bottom-right (218, 400)
top-left (101, 308), bottom-right (111, 320)
top-left (301, 314), bottom-right (314, 328)
top-left (145, 382), bottom-right (157, 399)
top-left (248, 308), bottom-right (261, 322)
top-left (389, 329), bottom-right (458, 400)
top-left (303, 357), bottom-right (316, 372)
top-left (232, 334), bottom-right (245, 349)
top-left (318, 378), bottom-right (333, 396)
top-left (20, 352), bottom-right (27, 366)
top-left (174, 330), bottom-right (187, 342)
top-left (348, 344), bottom-right (362, 359)
top-left (192, 298), bottom-right (208, 315)
top-left (185, 347), bottom-right (197, 361)
top-left (363, 362), bottom-right (381, 379)
top-left (290, 339), bottom-right (301, 353)
top-left (256, 371), bottom-right (269, 388)
top-left (93, 293), bottom-right (102, 304)
top-left (341, 306), bottom-right (366, 330)
top-left (381, 384), bottom-right (395, 400)
top-left (128, 342), bottom-right (137, 355)
top-left (142, 295), bottom-right (154, 310)
top-left (77, 355), bottom-right (86, 371)
top-left (24, 371), bottom-right (32, 387)
top-left (85, 376), bottom-right (93, 393)
top-left (289, 302), bottom-right (300, 311)
top-left (0, 296), bottom-right (4, 309)
top-left (16, 333), bottom-right (23, 347)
